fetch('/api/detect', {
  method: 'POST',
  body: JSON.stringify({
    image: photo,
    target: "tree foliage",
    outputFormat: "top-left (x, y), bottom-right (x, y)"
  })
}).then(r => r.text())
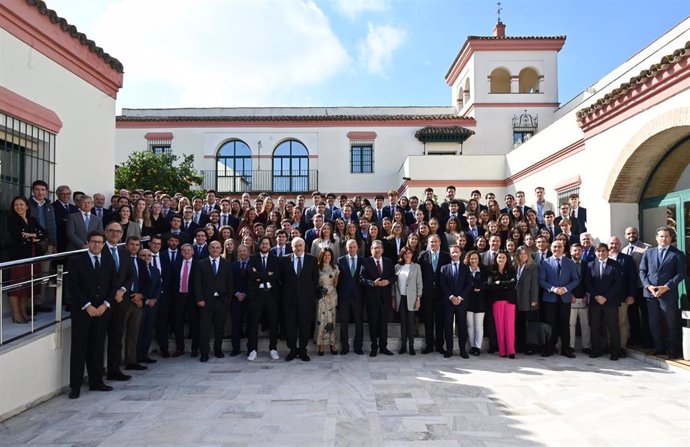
top-left (115, 151), bottom-right (203, 197)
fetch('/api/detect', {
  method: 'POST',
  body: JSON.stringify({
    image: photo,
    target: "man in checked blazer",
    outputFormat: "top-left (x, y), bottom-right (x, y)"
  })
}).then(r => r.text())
top-left (66, 195), bottom-right (103, 251)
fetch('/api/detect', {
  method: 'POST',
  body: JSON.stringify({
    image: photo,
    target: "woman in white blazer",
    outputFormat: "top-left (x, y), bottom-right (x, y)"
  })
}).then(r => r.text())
top-left (394, 247), bottom-right (423, 355)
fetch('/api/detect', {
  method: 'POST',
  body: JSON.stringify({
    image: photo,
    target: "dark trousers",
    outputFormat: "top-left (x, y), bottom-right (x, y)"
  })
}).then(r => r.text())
top-left (366, 295), bottom-right (389, 350)
top-left (155, 295), bottom-right (171, 354)
top-left (444, 302), bottom-right (468, 354)
top-left (284, 303), bottom-right (314, 353)
top-left (398, 299), bottom-right (415, 348)
top-left (339, 299), bottom-right (364, 352)
top-left (199, 297), bottom-right (228, 355)
top-left (230, 297), bottom-right (247, 352)
top-left (186, 294), bottom-right (201, 353)
top-left (422, 289), bottom-right (444, 350)
top-left (107, 300), bottom-right (126, 373)
top-left (628, 288), bottom-right (651, 346)
top-left (515, 310), bottom-right (529, 352)
top-left (136, 304), bottom-right (157, 360)
top-left (71, 308), bottom-right (110, 390)
top-left (484, 302), bottom-right (498, 351)
top-left (589, 304), bottom-right (620, 355)
top-left (543, 300), bottom-right (571, 353)
top-left (248, 289), bottom-right (278, 351)
top-left (647, 296), bottom-right (681, 355)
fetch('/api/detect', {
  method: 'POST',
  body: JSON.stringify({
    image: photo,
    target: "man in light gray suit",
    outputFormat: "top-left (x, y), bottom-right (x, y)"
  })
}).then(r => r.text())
top-left (66, 195), bottom-right (104, 251)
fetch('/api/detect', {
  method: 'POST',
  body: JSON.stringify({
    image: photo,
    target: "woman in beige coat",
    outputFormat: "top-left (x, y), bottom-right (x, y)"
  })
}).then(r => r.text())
top-left (394, 247), bottom-right (423, 355)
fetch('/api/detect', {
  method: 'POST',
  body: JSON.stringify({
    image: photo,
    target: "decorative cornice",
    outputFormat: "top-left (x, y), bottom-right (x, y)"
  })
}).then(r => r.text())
top-left (0, 86), bottom-right (62, 132)
top-left (506, 139), bottom-right (585, 185)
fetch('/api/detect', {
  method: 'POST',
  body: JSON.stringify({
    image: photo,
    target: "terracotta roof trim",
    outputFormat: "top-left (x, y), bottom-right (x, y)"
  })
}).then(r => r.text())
top-left (576, 40), bottom-right (690, 120)
top-left (117, 114), bottom-right (473, 122)
top-left (27, 0), bottom-right (124, 73)
top-left (466, 35), bottom-right (567, 41)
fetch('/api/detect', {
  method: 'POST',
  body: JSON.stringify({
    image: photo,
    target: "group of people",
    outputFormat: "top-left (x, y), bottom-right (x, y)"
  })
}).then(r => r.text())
top-left (5, 182), bottom-right (687, 399)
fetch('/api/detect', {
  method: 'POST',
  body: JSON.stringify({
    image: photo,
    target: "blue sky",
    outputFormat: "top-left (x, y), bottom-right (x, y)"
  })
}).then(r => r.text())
top-left (47, 0), bottom-right (690, 111)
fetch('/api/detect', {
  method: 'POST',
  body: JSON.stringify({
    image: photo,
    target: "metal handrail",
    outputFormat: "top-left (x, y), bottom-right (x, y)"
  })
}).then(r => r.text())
top-left (0, 247), bottom-right (88, 269)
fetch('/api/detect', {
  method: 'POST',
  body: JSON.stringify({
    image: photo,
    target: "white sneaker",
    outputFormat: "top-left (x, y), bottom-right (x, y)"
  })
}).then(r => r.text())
top-left (247, 350), bottom-right (257, 361)
top-left (270, 350), bottom-right (279, 360)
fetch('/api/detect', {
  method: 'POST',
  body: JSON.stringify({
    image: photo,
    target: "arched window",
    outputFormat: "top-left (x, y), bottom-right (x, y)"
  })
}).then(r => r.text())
top-left (216, 139), bottom-right (252, 192)
top-left (490, 68), bottom-right (511, 93)
top-left (272, 139), bottom-right (309, 192)
top-left (519, 68), bottom-right (540, 93)
top-left (464, 77), bottom-right (471, 102)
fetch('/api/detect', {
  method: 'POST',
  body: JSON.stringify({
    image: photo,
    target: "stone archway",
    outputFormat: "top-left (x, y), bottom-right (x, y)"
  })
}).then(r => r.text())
top-left (605, 108), bottom-right (690, 203)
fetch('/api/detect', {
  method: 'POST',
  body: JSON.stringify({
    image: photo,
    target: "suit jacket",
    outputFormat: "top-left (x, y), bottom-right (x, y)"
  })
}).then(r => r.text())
top-left (233, 257), bottom-right (252, 297)
top-left (163, 230), bottom-right (191, 246)
top-left (68, 251), bottom-right (117, 309)
top-left (145, 264), bottom-right (163, 302)
top-left (91, 207), bottom-right (113, 226)
top-left (530, 200), bottom-right (555, 221)
top-left (127, 255), bottom-right (152, 298)
top-left (419, 249), bottom-right (451, 298)
top-left (585, 258), bottom-right (623, 306)
top-left (358, 256), bottom-right (396, 302)
top-left (170, 257), bottom-right (195, 296)
top-left (639, 245), bottom-right (687, 301)
top-left (194, 256), bottom-right (233, 302)
top-left (101, 243), bottom-right (134, 292)
top-left (581, 246), bottom-right (596, 264)
top-left (622, 240), bottom-right (651, 287)
top-left (337, 254), bottom-right (364, 303)
top-left (480, 250), bottom-right (501, 267)
top-left (192, 244), bottom-right (209, 260)
top-left (440, 261), bottom-right (472, 306)
top-left (394, 262), bottom-right (423, 311)
top-left (570, 207), bottom-right (587, 233)
top-left (66, 212), bottom-right (104, 251)
top-left (270, 245), bottom-right (292, 257)
top-left (516, 262), bottom-right (540, 311)
top-left (570, 259), bottom-right (588, 298)
top-left (29, 197), bottom-right (57, 246)
top-left (538, 256), bottom-right (580, 303)
top-left (52, 200), bottom-right (78, 252)
top-left (248, 252), bottom-right (280, 296)
top-left (181, 220), bottom-right (201, 236)
top-left (372, 207), bottom-right (391, 224)
top-left (193, 211), bottom-right (211, 227)
top-left (464, 227), bottom-right (485, 248)
top-left (280, 253), bottom-right (319, 307)
top-left (555, 216), bottom-right (581, 236)
top-left (611, 252), bottom-right (637, 298)
top-left (383, 237), bottom-right (407, 262)
top-left (532, 250), bottom-right (553, 264)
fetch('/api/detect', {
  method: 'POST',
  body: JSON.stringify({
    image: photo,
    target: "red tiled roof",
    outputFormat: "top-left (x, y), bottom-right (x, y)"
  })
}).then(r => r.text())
top-left (26, 0), bottom-right (124, 73)
top-left (577, 40), bottom-right (690, 120)
top-left (116, 114), bottom-right (469, 122)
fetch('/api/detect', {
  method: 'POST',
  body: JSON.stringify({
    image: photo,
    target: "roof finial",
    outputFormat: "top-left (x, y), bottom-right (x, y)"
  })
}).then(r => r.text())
top-left (496, 2), bottom-right (502, 22)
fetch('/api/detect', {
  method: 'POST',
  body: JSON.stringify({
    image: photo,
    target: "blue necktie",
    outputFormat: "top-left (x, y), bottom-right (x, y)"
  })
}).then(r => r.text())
top-left (111, 247), bottom-right (119, 270)
top-left (212, 259), bottom-right (218, 275)
top-left (658, 248), bottom-right (666, 266)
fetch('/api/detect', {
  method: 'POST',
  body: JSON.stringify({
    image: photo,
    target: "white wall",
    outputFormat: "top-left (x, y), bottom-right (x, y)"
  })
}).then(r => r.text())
top-left (1, 29), bottom-right (117, 196)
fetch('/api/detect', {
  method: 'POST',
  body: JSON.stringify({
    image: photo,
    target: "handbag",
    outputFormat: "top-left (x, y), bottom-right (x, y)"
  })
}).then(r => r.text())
top-left (525, 309), bottom-right (551, 346)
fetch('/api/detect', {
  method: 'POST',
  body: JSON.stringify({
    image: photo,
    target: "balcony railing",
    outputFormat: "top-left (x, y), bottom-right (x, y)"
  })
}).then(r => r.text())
top-left (200, 169), bottom-right (318, 194)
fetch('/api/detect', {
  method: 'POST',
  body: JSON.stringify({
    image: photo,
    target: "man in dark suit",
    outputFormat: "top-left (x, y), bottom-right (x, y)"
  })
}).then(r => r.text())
top-left (538, 240), bottom-right (580, 358)
top-left (192, 228), bottom-right (209, 260)
top-left (533, 236), bottom-right (552, 263)
top-left (194, 240), bottom-right (233, 362)
top-left (122, 236), bottom-right (151, 371)
top-left (270, 230), bottom-right (292, 257)
top-left (359, 239), bottom-right (396, 357)
top-left (66, 195), bottom-right (104, 250)
top-left (607, 236), bottom-right (637, 356)
top-left (230, 244), bottom-right (251, 357)
top-left (639, 226), bottom-right (687, 359)
top-left (337, 239), bottom-right (365, 355)
top-left (440, 245), bottom-right (472, 359)
top-left (181, 207), bottom-right (201, 236)
top-left (464, 214), bottom-right (484, 249)
top-left (585, 243), bottom-right (623, 360)
top-left (136, 249), bottom-right (162, 364)
top-left (163, 215), bottom-right (191, 246)
top-left (419, 234), bottom-right (451, 354)
top-left (304, 213), bottom-right (325, 252)
top-left (555, 204), bottom-right (580, 237)
top-left (150, 235), bottom-right (175, 358)
top-left (102, 222), bottom-right (134, 382)
top-left (92, 193), bottom-right (113, 226)
top-left (541, 211), bottom-right (560, 241)
top-left (67, 231), bottom-right (117, 399)
top-left (372, 194), bottom-right (390, 225)
top-left (280, 237), bottom-right (319, 361)
top-left (53, 184), bottom-right (78, 252)
top-left (247, 237), bottom-right (281, 361)
top-left (579, 233), bottom-right (596, 263)
top-left (169, 243), bottom-right (194, 357)
top-left (568, 193), bottom-right (587, 233)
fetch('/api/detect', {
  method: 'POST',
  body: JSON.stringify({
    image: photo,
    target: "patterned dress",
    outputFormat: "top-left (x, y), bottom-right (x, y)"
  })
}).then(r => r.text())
top-left (314, 264), bottom-right (339, 346)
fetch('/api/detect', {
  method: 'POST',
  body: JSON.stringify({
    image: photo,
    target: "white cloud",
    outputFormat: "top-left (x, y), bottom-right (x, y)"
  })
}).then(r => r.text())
top-left (82, 0), bottom-right (351, 108)
top-left (358, 23), bottom-right (406, 75)
top-left (334, 0), bottom-right (390, 19)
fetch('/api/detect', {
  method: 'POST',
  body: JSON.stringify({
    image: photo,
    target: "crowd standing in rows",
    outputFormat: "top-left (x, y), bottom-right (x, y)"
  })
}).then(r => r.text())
top-left (5, 182), bottom-right (686, 399)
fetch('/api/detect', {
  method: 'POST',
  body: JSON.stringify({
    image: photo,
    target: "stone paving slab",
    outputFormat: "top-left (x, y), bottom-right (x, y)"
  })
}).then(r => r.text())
top-left (1, 350), bottom-right (689, 446)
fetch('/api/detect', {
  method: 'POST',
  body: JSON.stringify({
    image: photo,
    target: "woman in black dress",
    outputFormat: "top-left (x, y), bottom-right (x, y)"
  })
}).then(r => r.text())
top-left (7, 196), bottom-right (47, 323)
top-left (464, 250), bottom-right (487, 355)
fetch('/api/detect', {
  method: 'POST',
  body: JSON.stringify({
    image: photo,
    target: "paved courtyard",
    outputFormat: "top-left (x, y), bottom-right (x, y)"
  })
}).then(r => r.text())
top-left (1, 351), bottom-right (689, 446)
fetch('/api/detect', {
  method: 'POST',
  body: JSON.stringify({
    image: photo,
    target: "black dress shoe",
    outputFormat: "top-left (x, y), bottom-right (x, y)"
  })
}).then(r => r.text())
top-left (125, 363), bottom-right (148, 371)
top-left (508, 354), bottom-right (515, 359)
top-left (138, 357), bottom-right (157, 364)
top-left (589, 352), bottom-right (602, 358)
top-left (582, 348), bottom-right (591, 355)
top-left (160, 352), bottom-right (171, 359)
top-left (444, 352), bottom-right (452, 358)
top-left (68, 389), bottom-right (80, 399)
top-left (398, 347), bottom-right (407, 354)
top-left (525, 349), bottom-right (534, 356)
top-left (421, 347), bottom-right (433, 354)
top-left (340, 349), bottom-right (349, 355)
top-left (215, 351), bottom-right (225, 358)
top-left (619, 349), bottom-right (627, 358)
top-left (107, 371), bottom-right (131, 381)
top-left (380, 348), bottom-right (394, 356)
top-left (286, 350), bottom-right (298, 361)
top-left (191, 350), bottom-right (199, 358)
top-left (354, 349), bottom-right (364, 355)
top-left (299, 352), bottom-right (311, 362)
top-left (561, 352), bottom-right (576, 359)
top-left (318, 350), bottom-right (325, 357)
top-left (89, 383), bottom-right (113, 392)
top-left (460, 351), bottom-right (469, 359)
top-left (330, 347), bottom-right (338, 355)
top-left (610, 354), bottom-right (619, 361)
top-left (172, 350), bottom-right (184, 358)
top-left (369, 349), bottom-right (378, 358)
top-left (200, 354), bottom-right (209, 362)
top-left (229, 350), bottom-right (241, 357)
top-left (435, 347), bottom-right (446, 354)
top-left (409, 348), bottom-right (416, 356)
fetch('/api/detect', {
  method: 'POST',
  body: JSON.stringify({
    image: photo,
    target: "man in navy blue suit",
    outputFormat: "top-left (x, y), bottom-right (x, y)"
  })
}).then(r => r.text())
top-left (608, 236), bottom-right (637, 356)
top-left (538, 240), bottom-right (580, 357)
top-left (192, 228), bottom-right (209, 260)
top-left (247, 237), bottom-right (281, 361)
top-left (568, 193), bottom-right (587, 233)
top-left (585, 243), bottom-right (623, 360)
top-left (419, 234), bottom-right (451, 354)
top-left (270, 230), bottom-right (292, 257)
top-left (440, 245), bottom-right (472, 358)
top-left (337, 239), bottom-right (365, 355)
top-left (136, 249), bottom-right (162, 364)
top-left (359, 239), bottom-right (396, 357)
top-left (230, 244), bottom-right (252, 357)
top-left (640, 226), bottom-right (687, 359)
